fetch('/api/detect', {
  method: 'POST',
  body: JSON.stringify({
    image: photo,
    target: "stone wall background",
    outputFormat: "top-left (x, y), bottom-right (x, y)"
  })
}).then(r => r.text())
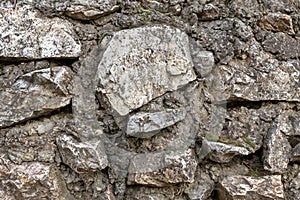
top-left (0, 0), bottom-right (299, 199)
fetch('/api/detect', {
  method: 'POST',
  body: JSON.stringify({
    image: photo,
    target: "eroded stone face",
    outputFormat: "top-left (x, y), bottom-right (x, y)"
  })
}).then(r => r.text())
top-left (98, 24), bottom-right (196, 116)
top-left (258, 13), bottom-right (295, 34)
top-left (127, 149), bottom-right (197, 187)
top-left (0, 157), bottom-right (73, 200)
top-left (0, 5), bottom-right (81, 59)
top-left (0, 66), bottom-right (74, 128)
top-left (126, 108), bottom-right (186, 138)
top-left (218, 175), bottom-right (285, 200)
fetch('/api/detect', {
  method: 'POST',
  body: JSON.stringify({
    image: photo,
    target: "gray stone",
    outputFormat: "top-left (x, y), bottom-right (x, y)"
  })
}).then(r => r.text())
top-left (0, 5), bottom-right (81, 59)
top-left (56, 134), bottom-right (108, 173)
top-left (263, 32), bottom-right (300, 60)
top-left (218, 175), bottom-right (285, 200)
top-left (200, 3), bottom-right (219, 20)
top-left (184, 168), bottom-right (214, 200)
top-left (126, 108), bottom-right (186, 138)
top-left (199, 139), bottom-right (250, 163)
top-left (291, 144), bottom-right (300, 162)
top-left (288, 171), bottom-right (300, 200)
top-left (24, 0), bottom-right (119, 20)
top-left (127, 149), bottom-right (197, 187)
top-left (217, 59), bottom-right (300, 102)
top-left (258, 13), bottom-right (295, 34)
top-left (97, 24), bottom-right (196, 116)
top-left (263, 119), bottom-right (292, 173)
top-left (0, 157), bottom-right (74, 200)
top-left (0, 66), bottom-right (74, 128)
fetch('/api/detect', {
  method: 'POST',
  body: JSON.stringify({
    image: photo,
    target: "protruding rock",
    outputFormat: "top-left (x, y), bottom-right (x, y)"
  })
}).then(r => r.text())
top-left (0, 5), bottom-right (81, 60)
top-left (258, 13), bottom-right (295, 34)
top-left (0, 157), bottom-right (74, 200)
top-left (127, 149), bottom-right (197, 187)
top-left (263, 120), bottom-right (292, 173)
top-left (126, 108), bottom-right (186, 138)
top-left (218, 175), bottom-right (284, 200)
top-left (199, 139), bottom-right (250, 163)
top-left (56, 134), bottom-right (108, 173)
top-left (291, 143), bottom-right (300, 162)
top-left (0, 66), bottom-right (74, 128)
top-left (98, 24), bottom-right (196, 116)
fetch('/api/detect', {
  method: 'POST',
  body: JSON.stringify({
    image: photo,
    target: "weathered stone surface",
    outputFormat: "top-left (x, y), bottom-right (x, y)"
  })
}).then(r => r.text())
top-left (217, 59), bottom-right (300, 102)
top-left (98, 24), bottom-right (196, 116)
top-left (291, 143), bottom-right (300, 162)
top-left (24, 0), bottom-right (119, 20)
top-left (258, 13), bottom-right (295, 34)
top-left (263, 119), bottom-right (292, 173)
top-left (0, 66), bottom-right (73, 128)
top-left (218, 175), bottom-right (285, 200)
top-left (126, 108), bottom-right (186, 138)
top-left (56, 134), bottom-right (108, 173)
top-left (0, 157), bottom-right (73, 200)
top-left (184, 168), bottom-right (214, 200)
top-left (127, 149), bottom-right (197, 187)
top-left (199, 139), bottom-right (250, 163)
top-left (0, 5), bottom-right (81, 59)
top-left (263, 33), bottom-right (300, 60)
top-left (288, 171), bottom-right (300, 200)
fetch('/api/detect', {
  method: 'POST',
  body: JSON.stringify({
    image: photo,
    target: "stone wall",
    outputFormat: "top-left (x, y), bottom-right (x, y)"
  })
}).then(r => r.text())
top-left (0, 0), bottom-right (299, 199)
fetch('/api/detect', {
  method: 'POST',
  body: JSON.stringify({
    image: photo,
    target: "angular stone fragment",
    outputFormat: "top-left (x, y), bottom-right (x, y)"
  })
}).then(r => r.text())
top-left (98, 25), bottom-right (196, 116)
top-left (56, 134), bottom-right (108, 173)
top-left (217, 59), bottom-right (300, 102)
top-left (199, 139), bottom-right (250, 163)
top-left (126, 108), bottom-right (186, 138)
top-left (263, 33), bottom-right (300, 60)
top-left (291, 143), bottom-right (300, 162)
top-left (127, 149), bottom-right (197, 187)
top-left (0, 5), bottom-right (81, 60)
top-left (263, 120), bottom-right (292, 173)
top-left (288, 171), bottom-right (300, 199)
top-left (0, 66), bottom-right (73, 128)
top-left (0, 157), bottom-right (73, 200)
top-left (218, 175), bottom-right (284, 200)
top-left (258, 13), bottom-right (295, 34)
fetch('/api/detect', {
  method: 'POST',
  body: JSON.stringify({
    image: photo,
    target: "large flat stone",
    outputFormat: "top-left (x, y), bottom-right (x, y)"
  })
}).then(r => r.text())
top-left (0, 5), bottom-right (81, 60)
top-left (98, 25), bottom-right (196, 116)
top-left (218, 175), bottom-right (285, 200)
top-left (127, 149), bottom-right (197, 187)
top-left (0, 66), bottom-right (74, 128)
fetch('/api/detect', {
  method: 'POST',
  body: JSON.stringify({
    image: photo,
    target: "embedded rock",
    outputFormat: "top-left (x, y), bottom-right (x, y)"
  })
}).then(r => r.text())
top-left (263, 33), bottom-right (300, 60)
top-left (199, 139), bottom-right (250, 163)
top-left (288, 171), bottom-right (300, 199)
top-left (263, 120), bottom-right (292, 173)
top-left (218, 175), bottom-right (284, 200)
top-left (258, 13), bottom-right (295, 34)
top-left (98, 25), bottom-right (196, 116)
top-left (0, 5), bottom-right (81, 59)
top-left (25, 0), bottom-right (119, 20)
top-left (127, 149), bottom-right (197, 187)
top-left (126, 108), bottom-right (186, 138)
top-left (218, 59), bottom-right (300, 102)
top-left (56, 134), bottom-right (108, 173)
top-left (291, 143), bottom-right (300, 162)
top-left (0, 66), bottom-right (74, 128)
top-left (0, 157), bottom-right (73, 200)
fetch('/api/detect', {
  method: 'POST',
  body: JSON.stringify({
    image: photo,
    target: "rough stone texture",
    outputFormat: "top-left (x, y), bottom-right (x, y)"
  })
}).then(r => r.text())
top-left (0, 5), bottom-right (81, 60)
top-left (127, 149), bottom-right (197, 187)
top-left (218, 175), bottom-right (285, 200)
top-left (0, 156), bottom-right (73, 200)
top-left (126, 108), bottom-right (186, 138)
top-left (263, 119), bottom-right (292, 173)
top-left (291, 143), bottom-right (300, 162)
top-left (97, 24), bottom-right (196, 116)
top-left (56, 134), bottom-right (108, 173)
top-left (24, 0), bottom-right (119, 20)
top-left (258, 13), bottom-right (295, 34)
top-left (0, 66), bottom-right (74, 128)
top-left (199, 139), bottom-right (250, 163)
